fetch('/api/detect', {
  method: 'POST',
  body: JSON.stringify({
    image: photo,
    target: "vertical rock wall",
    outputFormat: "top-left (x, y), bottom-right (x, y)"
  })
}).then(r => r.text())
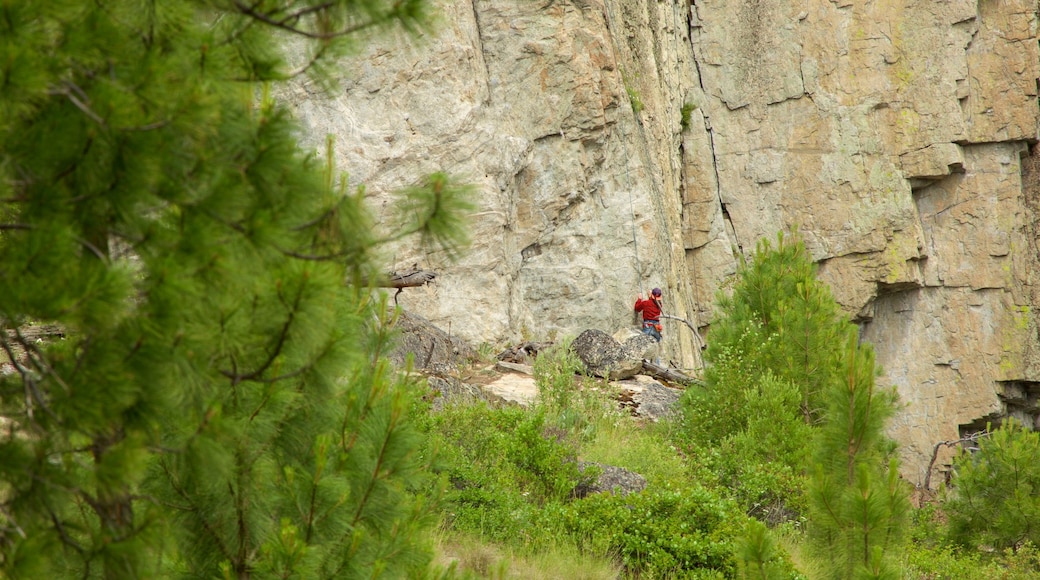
top-left (688, 0), bottom-right (1040, 484)
top-left (282, 0), bottom-right (1040, 484)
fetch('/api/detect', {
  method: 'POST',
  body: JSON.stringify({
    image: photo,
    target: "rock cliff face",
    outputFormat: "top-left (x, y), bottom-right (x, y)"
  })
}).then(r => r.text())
top-left (282, 0), bottom-right (1040, 484)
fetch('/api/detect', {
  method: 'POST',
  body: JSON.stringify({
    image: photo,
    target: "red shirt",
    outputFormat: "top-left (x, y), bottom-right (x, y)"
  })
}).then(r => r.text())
top-left (634, 297), bottom-right (662, 321)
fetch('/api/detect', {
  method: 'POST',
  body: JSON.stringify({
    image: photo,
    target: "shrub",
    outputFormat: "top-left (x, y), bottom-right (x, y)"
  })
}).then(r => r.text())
top-left (945, 419), bottom-right (1040, 553)
top-left (533, 337), bottom-right (585, 416)
top-left (901, 541), bottom-right (1040, 580)
top-left (423, 403), bottom-right (593, 544)
top-left (559, 485), bottom-right (742, 578)
top-left (680, 102), bottom-right (697, 132)
top-left (675, 232), bottom-right (846, 517)
top-left (676, 359), bottom-right (811, 519)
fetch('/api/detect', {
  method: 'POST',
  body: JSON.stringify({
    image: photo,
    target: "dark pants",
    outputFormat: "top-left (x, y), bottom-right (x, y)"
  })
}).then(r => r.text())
top-left (642, 321), bottom-right (662, 342)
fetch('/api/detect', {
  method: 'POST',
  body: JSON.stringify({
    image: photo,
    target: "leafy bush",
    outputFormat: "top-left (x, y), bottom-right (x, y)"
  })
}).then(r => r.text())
top-left (675, 353), bottom-right (811, 518)
top-left (533, 337), bottom-right (586, 416)
top-left (901, 541), bottom-right (1040, 580)
top-left (945, 419), bottom-right (1040, 553)
top-left (675, 233), bottom-right (846, 518)
top-left (707, 232), bottom-right (848, 424)
top-left (557, 485), bottom-right (743, 578)
top-left (422, 403), bottom-right (594, 544)
top-left (680, 102), bottom-right (697, 132)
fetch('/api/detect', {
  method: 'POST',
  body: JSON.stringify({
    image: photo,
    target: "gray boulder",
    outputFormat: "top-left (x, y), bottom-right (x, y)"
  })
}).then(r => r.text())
top-left (621, 333), bottom-right (659, 361)
top-left (614, 377), bottom-right (682, 422)
top-left (386, 310), bottom-right (477, 373)
top-left (425, 376), bottom-right (487, 411)
top-left (574, 462), bottom-right (647, 497)
top-left (572, 329), bottom-right (643, 380)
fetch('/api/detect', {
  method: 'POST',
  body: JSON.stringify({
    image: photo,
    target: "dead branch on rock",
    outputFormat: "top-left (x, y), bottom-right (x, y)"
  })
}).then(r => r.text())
top-left (923, 431), bottom-right (992, 491)
top-left (384, 268), bottom-right (437, 289)
top-left (361, 267), bottom-right (437, 304)
top-left (496, 342), bottom-right (551, 364)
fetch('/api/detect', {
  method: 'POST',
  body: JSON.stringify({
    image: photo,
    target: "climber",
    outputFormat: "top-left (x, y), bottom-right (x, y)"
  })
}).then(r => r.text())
top-left (634, 287), bottom-right (664, 342)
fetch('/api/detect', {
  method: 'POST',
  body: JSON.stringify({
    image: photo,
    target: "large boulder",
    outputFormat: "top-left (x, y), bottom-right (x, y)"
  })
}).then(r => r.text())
top-left (482, 372), bottom-right (539, 408)
top-left (621, 333), bottom-right (659, 362)
top-left (386, 310), bottom-right (477, 373)
top-left (571, 329), bottom-right (643, 380)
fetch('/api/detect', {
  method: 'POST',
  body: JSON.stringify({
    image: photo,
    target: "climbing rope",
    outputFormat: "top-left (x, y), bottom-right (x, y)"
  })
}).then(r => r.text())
top-left (627, 167), bottom-right (643, 296)
top-left (600, 0), bottom-right (644, 295)
top-left (602, 0), bottom-right (707, 374)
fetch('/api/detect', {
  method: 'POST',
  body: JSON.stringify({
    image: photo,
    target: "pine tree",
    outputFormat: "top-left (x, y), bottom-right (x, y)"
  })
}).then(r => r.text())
top-left (0, 2), bottom-right (468, 577)
top-left (806, 334), bottom-right (907, 579)
top-left (676, 232), bottom-right (839, 514)
top-left (945, 419), bottom-right (1040, 552)
top-left (707, 231), bottom-right (846, 425)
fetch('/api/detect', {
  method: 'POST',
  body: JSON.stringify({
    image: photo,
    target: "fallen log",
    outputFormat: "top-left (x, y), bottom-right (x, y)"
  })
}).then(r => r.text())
top-left (384, 268), bottom-right (437, 289)
top-left (641, 359), bottom-right (704, 387)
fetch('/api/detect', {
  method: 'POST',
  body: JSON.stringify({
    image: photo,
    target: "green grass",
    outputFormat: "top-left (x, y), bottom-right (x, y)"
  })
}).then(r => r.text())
top-left (581, 412), bottom-right (692, 486)
top-left (430, 531), bottom-right (621, 580)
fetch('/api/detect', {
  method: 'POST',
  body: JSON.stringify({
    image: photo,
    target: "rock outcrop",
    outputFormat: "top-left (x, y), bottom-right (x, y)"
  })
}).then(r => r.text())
top-left (572, 329), bottom-right (644, 380)
top-left (575, 462), bottom-right (648, 498)
top-left (613, 376), bottom-right (682, 422)
top-left (387, 310), bottom-right (477, 374)
top-left (284, 0), bottom-right (1040, 484)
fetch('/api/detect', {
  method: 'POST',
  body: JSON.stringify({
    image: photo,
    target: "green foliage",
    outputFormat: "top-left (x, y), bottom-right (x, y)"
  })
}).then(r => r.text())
top-left (945, 420), bottom-right (1040, 553)
top-left (901, 540), bottom-right (1040, 580)
top-left (423, 404), bottom-right (592, 544)
top-left (557, 485), bottom-right (742, 578)
top-left (708, 232), bottom-right (846, 424)
top-left (0, 1), bottom-right (470, 577)
top-left (583, 411), bottom-right (692, 488)
top-left (675, 340), bottom-right (811, 517)
top-left (622, 72), bottom-right (645, 115)
top-left (675, 231), bottom-right (849, 517)
top-left (680, 102), bottom-right (697, 132)
top-left (392, 172), bottom-right (475, 262)
top-left (533, 338), bottom-right (586, 416)
top-left (806, 335), bottom-right (907, 579)
top-left (627, 87), bottom-right (645, 114)
top-left (735, 519), bottom-right (801, 580)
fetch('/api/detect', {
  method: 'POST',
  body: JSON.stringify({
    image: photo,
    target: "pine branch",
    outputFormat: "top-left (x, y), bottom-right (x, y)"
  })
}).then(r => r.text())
top-left (15, 326), bottom-right (72, 394)
top-left (48, 508), bottom-right (87, 555)
top-left (0, 331), bottom-right (59, 425)
top-left (47, 82), bottom-right (106, 125)
top-left (0, 503), bottom-right (26, 541)
top-left (231, 0), bottom-right (391, 40)
top-left (221, 280), bottom-right (306, 384)
top-left (160, 460), bottom-right (235, 563)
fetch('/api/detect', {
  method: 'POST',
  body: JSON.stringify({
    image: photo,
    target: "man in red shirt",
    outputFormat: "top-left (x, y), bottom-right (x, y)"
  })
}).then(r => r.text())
top-left (634, 287), bottom-right (663, 342)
